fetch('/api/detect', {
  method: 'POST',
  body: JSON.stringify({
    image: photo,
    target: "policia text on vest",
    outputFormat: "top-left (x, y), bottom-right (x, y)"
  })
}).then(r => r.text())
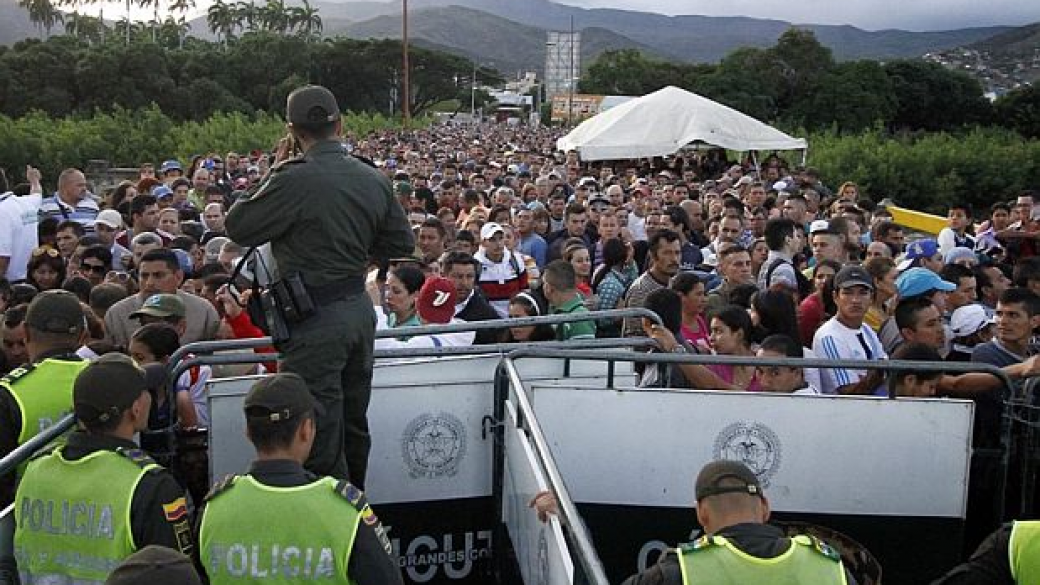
top-left (14, 448), bottom-right (162, 583)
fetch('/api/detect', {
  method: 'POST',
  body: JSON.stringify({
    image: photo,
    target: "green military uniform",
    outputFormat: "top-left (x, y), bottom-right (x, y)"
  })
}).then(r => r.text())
top-left (225, 86), bottom-right (414, 488)
top-left (551, 295), bottom-right (596, 341)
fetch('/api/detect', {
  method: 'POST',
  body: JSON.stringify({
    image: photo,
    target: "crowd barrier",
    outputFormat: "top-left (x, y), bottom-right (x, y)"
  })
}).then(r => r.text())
top-left (494, 348), bottom-right (1011, 585)
top-left (0, 310), bottom-right (1031, 585)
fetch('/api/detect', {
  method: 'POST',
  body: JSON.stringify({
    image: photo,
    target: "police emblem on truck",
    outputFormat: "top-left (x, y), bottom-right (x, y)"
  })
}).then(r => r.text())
top-left (713, 421), bottom-right (783, 487)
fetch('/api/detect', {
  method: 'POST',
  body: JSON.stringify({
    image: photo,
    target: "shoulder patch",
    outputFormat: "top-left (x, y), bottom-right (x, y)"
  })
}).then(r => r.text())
top-left (333, 479), bottom-right (367, 512)
top-left (805, 535), bottom-right (842, 562)
top-left (1, 364), bottom-right (37, 387)
top-left (116, 447), bottom-right (157, 469)
top-left (680, 535), bottom-right (716, 553)
top-left (205, 474), bottom-right (238, 501)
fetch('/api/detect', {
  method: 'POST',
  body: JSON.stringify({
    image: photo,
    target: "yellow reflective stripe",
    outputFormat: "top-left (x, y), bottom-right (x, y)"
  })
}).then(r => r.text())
top-left (677, 547), bottom-right (691, 585)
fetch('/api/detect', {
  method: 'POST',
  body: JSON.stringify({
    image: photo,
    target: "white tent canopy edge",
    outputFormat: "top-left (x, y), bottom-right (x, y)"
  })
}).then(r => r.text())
top-left (556, 85), bottom-right (808, 162)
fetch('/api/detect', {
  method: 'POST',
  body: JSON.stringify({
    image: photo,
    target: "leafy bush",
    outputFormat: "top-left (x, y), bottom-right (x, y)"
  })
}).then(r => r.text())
top-left (806, 127), bottom-right (1040, 213)
top-left (0, 106), bottom-right (414, 187)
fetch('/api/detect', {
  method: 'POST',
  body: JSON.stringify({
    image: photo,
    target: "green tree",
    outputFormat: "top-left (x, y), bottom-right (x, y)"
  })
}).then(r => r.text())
top-left (883, 60), bottom-right (992, 131)
top-left (769, 27), bottom-right (835, 112)
top-left (995, 85), bottom-right (1040, 139)
top-left (18, 0), bottom-right (63, 39)
top-left (207, 0), bottom-right (236, 46)
top-left (796, 60), bottom-right (896, 131)
top-left (168, 0), bottom-right (194, 48)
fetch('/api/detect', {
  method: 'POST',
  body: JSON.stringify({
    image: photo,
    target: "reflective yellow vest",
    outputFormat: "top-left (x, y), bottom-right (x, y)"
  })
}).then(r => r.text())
top-left (14, 447), bottom-right (158, 584)
top-left (1010, 520), bottom-right (1040, 584)
top-left (1, 358), bottom-right (87, 445)
top-left (200, 475), bottom-right (364, 584)
top-left (678, 533), bottom-right (847, 585)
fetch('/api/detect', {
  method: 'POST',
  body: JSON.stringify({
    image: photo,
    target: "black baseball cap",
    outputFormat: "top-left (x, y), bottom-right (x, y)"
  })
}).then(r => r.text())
top-left (244, 374), bottom-right (324, 423)
top-left (74, 354), bottom-right (148, 425)
top-left (695, 460), bottom-right (763, 501)
top-left (25, 290), bottom-right (85, 335)
top-left (833, 265), bottom-right (874, 290)
top-left (286, 85), bottom-right (341, 126)
top-left (104, 545), bottom-right (202, 585)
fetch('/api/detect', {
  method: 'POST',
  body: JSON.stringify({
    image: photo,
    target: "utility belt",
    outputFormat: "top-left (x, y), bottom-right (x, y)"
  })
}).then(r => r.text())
top-left (252, 273), bottom-right (364, 344)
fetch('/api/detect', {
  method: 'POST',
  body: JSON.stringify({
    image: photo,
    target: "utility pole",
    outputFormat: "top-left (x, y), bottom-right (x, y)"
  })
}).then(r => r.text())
top-left (402, 0), bottom-right (411, 124)
top-left (471, 62), bottom-right (477, 122)
top-left (567, 15), bottom-right (575, 127)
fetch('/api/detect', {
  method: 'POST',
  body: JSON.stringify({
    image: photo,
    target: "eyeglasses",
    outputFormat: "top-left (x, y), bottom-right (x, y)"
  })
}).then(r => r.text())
top-left (82, 263), bottom-right (107, 273)
top-left (31, 247), bottom-right (59, 258)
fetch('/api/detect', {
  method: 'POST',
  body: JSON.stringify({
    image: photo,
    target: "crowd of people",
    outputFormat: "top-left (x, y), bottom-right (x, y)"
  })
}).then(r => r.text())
top-left (2, 116), bottom-right (1040, 584)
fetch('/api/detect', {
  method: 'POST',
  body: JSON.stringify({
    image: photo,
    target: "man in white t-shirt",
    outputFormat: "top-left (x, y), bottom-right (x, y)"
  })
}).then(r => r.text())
top-left (813, 265), bottom-right (888, 394)
top-left (0, 166), bottom-right (43, 282)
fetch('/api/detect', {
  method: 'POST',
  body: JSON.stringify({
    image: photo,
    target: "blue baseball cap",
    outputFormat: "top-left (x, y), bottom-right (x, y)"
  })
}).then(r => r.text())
top-left (152, 185), bottom-right (173, 200)
top-left (897, 238), bottom-right (939, 271)
top-left (160, 159), bottom-right (182, 173)
top-left (896, 267), bottom-right (956, 299)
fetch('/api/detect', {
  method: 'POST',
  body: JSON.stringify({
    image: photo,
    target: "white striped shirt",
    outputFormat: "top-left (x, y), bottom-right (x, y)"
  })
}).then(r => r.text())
top-left (812, 316), bottom-right (887, 394)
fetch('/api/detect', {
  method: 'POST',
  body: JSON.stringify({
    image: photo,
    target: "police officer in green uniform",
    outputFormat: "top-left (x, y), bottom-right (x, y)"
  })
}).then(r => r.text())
top-left (932, 520), bottom-right (1040, 584)
top-left (0, 290), bottom-right (90, 508)
top-left (225, 85), bottom-right (414, 488)
top-left (13, 353), bottom-right (193, 584)
top-left (198, 373), bottom-right (401, 584)
top-left (621, 460), bottom-right (853, 585)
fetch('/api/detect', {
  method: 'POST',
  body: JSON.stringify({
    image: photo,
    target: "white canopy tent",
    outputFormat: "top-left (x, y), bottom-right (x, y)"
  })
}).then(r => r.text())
top-left (556, 85), bottom-right (808, 161)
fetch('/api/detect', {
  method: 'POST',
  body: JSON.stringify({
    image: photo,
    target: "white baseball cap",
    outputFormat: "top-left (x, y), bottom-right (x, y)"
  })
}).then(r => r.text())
top-left (480, 222), bottom-right (505, 240)
top-left (95, 209), bottom-right (124, 230)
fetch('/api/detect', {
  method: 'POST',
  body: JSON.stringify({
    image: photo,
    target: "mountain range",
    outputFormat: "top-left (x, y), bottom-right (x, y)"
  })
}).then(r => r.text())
top-left (0, 0), bottom-right (1033, 77)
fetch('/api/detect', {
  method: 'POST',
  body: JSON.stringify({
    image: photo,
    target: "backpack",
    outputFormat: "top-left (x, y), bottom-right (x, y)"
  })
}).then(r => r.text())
top-left (764, 257), bottom-right (813, 300)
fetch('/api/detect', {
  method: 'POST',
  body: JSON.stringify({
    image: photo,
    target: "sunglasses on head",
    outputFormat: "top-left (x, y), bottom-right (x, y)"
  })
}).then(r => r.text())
top-left (31, 247), bottom-right (59, 258)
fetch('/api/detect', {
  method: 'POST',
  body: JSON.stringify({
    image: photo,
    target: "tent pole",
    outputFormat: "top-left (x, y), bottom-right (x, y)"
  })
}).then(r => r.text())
top-left (751, 151), bottom-right (760, 175)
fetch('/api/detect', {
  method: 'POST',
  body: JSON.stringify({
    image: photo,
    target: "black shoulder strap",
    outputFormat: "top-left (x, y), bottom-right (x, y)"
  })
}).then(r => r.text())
top-left (115, 447), bottom-right (158, 470)
top-left (205, 474), bottom-right (239, 501)
top-left (1, 364), bottom-right (37, 387)
top-left (333, 479), bottom-right (369, 512)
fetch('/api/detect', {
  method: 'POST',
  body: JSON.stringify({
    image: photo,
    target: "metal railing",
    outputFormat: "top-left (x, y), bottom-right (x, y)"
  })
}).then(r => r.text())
top-left (0, 414), bottom-right (75, 480)
top-left (490, 347), bottom-right (1020, 580)
top-left (494, 358), bottom-right (611, 585)
top-left (167, 307), bottom-right (664, 367)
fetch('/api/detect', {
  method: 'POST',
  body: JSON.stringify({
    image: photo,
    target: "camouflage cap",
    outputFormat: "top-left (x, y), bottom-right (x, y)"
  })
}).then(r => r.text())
top-left (286, 85), bottom-right (341, 126)
top-left (130, 294), bottom-right (186, 320)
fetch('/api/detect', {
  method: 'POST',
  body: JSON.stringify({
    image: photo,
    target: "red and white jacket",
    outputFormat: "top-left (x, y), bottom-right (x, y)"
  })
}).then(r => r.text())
top-left (473, 248), bottom-right (529, 318)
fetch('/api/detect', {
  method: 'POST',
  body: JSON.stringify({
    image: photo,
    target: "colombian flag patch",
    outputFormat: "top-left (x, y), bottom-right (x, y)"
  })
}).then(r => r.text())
top-left (163, 497), bottom-right (188, 522)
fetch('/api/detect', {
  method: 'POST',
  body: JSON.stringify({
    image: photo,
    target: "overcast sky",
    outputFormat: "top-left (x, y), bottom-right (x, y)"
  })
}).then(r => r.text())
top-left (555, 0), bottom-right (1040, 31)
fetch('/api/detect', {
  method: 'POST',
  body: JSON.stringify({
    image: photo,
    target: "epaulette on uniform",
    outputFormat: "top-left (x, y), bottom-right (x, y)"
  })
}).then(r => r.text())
top-left (0, 364), bottom-right (37, 387)
top-left (115, 447), bottom-right (158, 471)
top-left (333, 479), bottom-right (368, 513)
top-left (205, 474), bottom-right (239, 502)
top-left (802, 535), bottom-right (842, 562)
top-left (352, 154), bottom-right (378, 169)
top-left (680, 535), bottom-right (716, 553)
